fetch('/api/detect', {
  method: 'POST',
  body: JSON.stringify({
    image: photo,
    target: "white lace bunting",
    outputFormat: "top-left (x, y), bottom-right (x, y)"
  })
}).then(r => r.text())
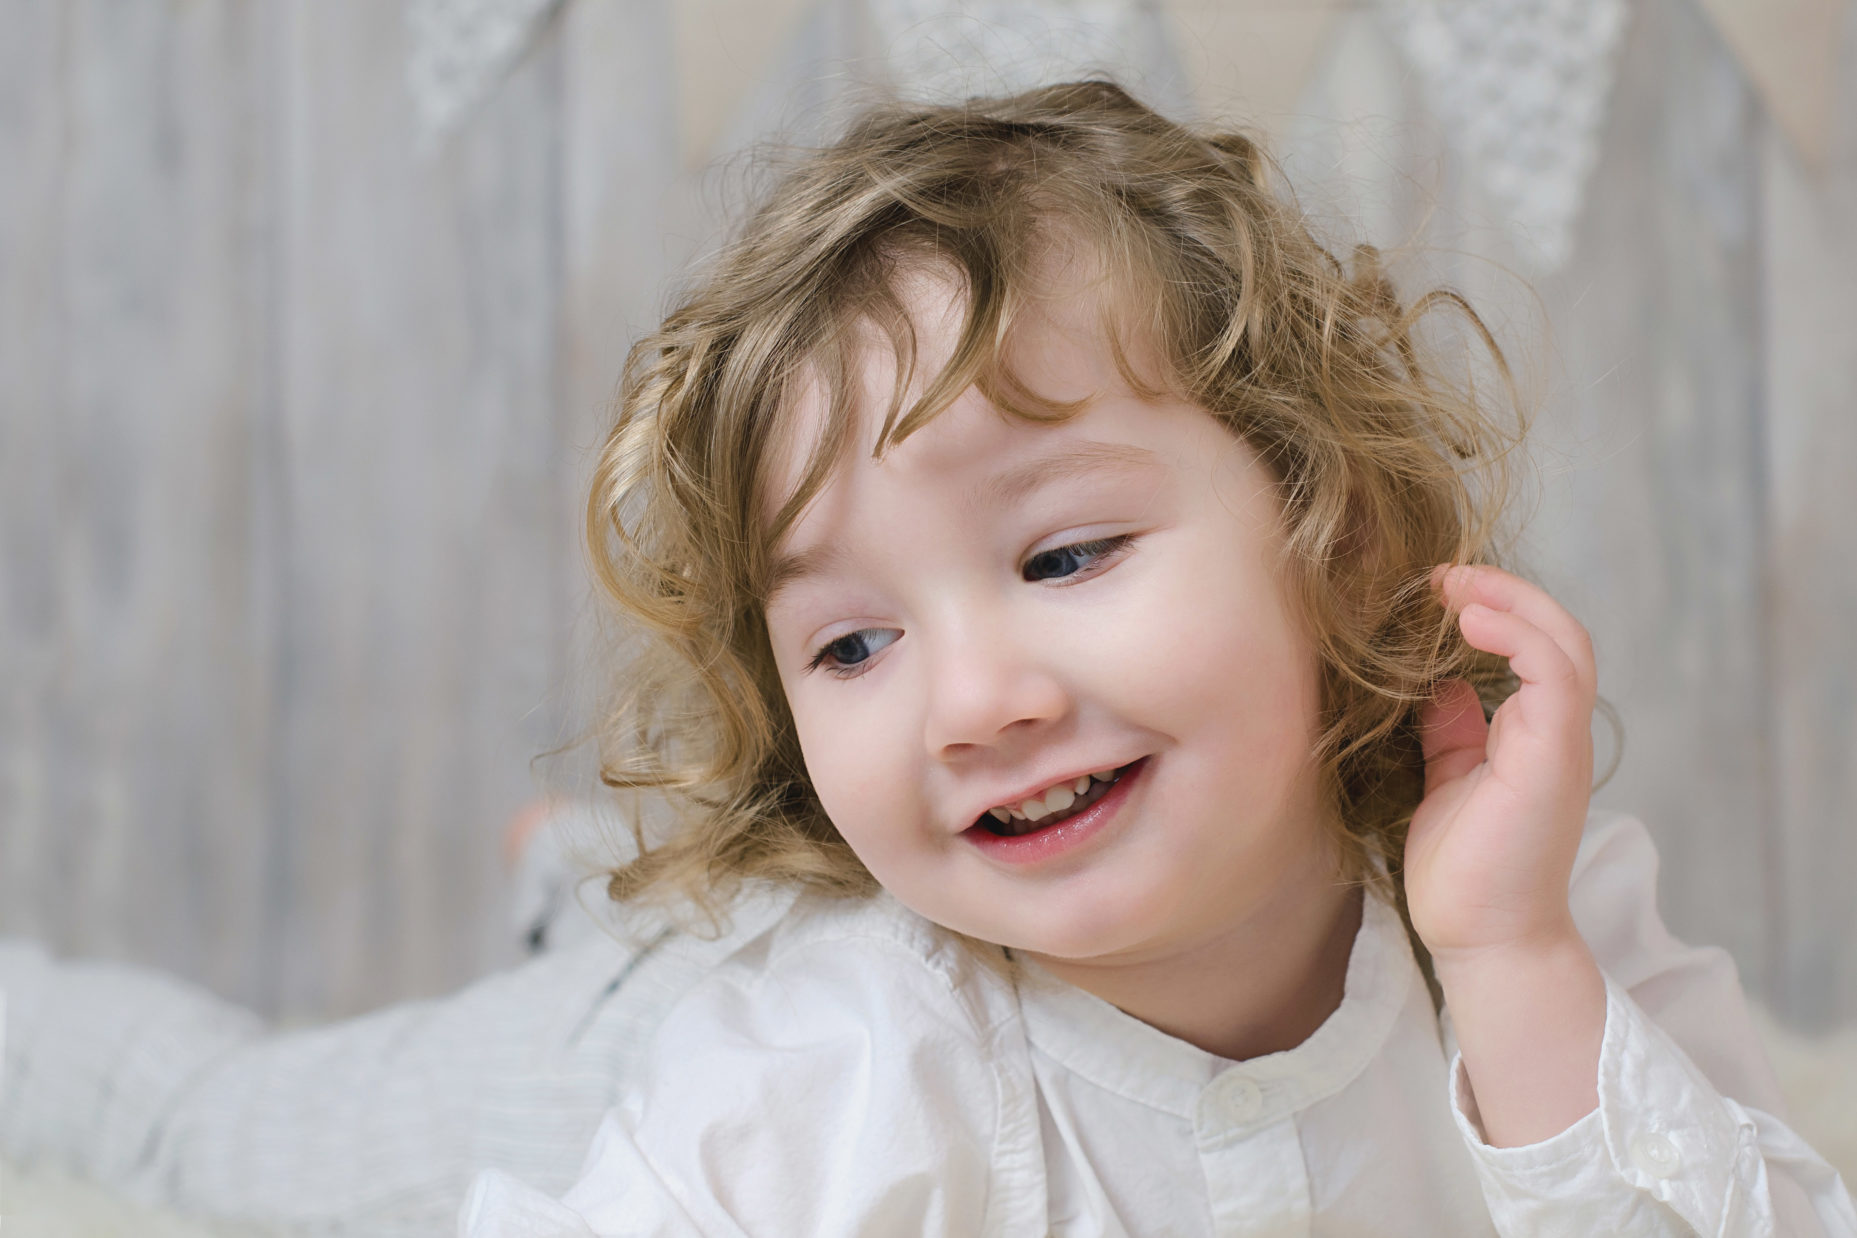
top-left (1382, 0), bottom-right (1630, 271)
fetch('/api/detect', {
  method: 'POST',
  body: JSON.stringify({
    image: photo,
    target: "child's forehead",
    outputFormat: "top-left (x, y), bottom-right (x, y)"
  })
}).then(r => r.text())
top-left (761, 256), bottom-right (1163, 519)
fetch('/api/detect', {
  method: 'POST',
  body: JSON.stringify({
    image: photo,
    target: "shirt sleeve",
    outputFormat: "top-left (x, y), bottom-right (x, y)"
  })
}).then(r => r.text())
top-left (1441, 811), bottom-right (1857, 1236)
top-left (457, 930), bottom-right (1019, 1238)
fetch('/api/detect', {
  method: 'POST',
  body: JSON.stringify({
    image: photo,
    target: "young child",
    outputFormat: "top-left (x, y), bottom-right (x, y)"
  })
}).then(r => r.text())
top-left (1, 80), bottom-right (1850, 1238)
top-left (454, 81), bottom-right (1855, 1236)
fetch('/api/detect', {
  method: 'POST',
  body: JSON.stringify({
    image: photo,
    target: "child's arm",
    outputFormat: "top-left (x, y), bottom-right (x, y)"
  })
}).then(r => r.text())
top-left (1441, 811), bottom-right (1854, 1235)
top-left (1415, 566), bottom-right (1856, 1235)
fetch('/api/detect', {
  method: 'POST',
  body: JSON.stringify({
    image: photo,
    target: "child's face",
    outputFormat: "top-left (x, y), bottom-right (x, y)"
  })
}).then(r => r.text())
top-left (762, 270), bottom-right (1337, 970)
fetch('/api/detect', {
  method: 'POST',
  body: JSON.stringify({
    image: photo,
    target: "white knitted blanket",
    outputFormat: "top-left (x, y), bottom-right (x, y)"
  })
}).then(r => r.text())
top-left (0, 1159), bottom-right (279, 1236)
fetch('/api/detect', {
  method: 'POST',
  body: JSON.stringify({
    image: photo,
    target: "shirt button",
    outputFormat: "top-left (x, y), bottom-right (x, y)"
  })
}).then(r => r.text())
top-left (1213, 1075), bottom-right (1264, 1124)
top-left (1629, 1132), bottom-right (1682, 1178)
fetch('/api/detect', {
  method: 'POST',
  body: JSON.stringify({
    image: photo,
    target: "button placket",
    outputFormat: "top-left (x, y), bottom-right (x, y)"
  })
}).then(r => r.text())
top-left (1212, 1073), bottom-right (1264, 1125)
top-left (1197, 1114), bottom-right (1312, 1235)
top-left (1628, 1131), bottom-right (1682, 1179)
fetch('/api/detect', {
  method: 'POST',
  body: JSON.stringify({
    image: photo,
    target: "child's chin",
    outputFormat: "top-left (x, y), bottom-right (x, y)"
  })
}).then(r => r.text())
top-left (991, 909), bottom-right (1158, 966)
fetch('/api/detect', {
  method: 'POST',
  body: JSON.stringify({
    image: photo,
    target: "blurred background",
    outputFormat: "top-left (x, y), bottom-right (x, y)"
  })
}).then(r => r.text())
top-left (1, 0), bottom-right (1852, 1094)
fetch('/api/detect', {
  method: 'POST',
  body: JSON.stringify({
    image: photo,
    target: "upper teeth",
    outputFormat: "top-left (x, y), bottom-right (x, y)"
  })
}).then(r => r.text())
top-left (987, 767), bottom-right (1121, 824)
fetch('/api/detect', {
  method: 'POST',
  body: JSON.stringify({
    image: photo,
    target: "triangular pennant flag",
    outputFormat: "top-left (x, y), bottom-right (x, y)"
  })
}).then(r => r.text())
top-left (407, 0), bottom-right (564, 150)
top-left (673, 0), bottom-right (821, 165)
top-left (1383, 0), bottom-right (1629, 272)
top-left (1158, 0), bottom-right (1342, 134)
top-left (868, 0), bottom-right (1172, 103)
top-left (1696, 0), bottom-right (1847, 166)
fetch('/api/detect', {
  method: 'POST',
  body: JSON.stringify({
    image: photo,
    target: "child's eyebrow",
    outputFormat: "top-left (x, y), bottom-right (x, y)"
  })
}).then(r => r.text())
top-left (765, 543), bottom-right (851, 608)
top-left (764, 441), bottom-right (1163, 607)
top-left (974, 440), bottom-right (1163, 510)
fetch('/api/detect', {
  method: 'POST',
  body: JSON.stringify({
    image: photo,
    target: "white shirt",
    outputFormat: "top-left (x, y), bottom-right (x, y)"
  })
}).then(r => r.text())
top-left (459, 811), bottom-right (1857, 1237)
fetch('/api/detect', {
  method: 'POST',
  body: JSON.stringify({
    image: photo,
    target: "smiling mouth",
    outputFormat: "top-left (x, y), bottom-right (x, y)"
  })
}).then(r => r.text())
top-left (976, 762), bottom-right (1136, 837)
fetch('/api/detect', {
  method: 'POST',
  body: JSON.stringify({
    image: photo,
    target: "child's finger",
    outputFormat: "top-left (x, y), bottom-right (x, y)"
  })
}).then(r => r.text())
top-left (1456, 603), bottom-right (1592, 735)
top-left (1419, 677), bottom-right (1488, 791)
top-left (1431, 565), bottom-right (1595, 694)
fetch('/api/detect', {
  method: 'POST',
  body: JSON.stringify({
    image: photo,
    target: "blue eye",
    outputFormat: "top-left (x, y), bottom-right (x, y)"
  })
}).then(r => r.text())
top-left (806, 628), bottom-right (900, 678)
top-left (802, 535), bottom-right (1132, 680)
top-left (1022, 534), bottom-right (1134, 583)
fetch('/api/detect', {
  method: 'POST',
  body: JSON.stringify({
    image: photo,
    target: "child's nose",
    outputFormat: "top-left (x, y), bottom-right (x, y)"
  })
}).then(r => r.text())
top-left (920, 616), bottom-right (1071, 758)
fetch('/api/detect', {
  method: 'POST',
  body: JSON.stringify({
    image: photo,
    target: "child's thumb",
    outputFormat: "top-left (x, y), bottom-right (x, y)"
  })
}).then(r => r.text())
top-left (1419, 678), bottom-right (1488, 791)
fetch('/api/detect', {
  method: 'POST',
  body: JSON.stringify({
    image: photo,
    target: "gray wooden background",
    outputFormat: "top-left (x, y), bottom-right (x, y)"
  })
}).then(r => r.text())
top-left (2, 0), bottom-right (1853, 1030)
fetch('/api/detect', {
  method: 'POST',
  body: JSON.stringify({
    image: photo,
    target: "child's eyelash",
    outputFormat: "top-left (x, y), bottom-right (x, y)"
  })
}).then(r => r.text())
top-left (1021, 533), bottom-right (1135, 583)
top-left (803, 534), bottom-right (1135, 679)
top-left (805, 634), bottom-right (906, 683)
top-left (806, 630), bottom-right (890, 678)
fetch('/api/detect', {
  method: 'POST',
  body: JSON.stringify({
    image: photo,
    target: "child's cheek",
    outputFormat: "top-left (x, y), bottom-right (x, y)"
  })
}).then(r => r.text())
top-left (1115, 538), bottom-right (1321, 783)
top-left (790, 672), bottom-right (936, 867)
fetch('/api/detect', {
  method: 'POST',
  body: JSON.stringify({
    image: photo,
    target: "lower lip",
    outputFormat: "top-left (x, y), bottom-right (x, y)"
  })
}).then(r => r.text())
top-left (961, 757), bottom-right (1149, 866)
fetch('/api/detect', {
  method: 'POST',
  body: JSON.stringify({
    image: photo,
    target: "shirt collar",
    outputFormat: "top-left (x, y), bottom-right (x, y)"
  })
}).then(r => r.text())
top-left (1015, 882), bottom-right (1419, 1121)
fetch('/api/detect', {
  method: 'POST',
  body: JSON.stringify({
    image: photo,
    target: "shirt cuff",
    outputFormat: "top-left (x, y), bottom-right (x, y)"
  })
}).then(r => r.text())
top-left (1448, 968), bottom-right (1763, 1234)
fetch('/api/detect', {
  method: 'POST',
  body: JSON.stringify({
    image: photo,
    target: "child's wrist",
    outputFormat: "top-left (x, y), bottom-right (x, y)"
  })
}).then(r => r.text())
top-left (1426, 917), bottom-right (1587, 981)
top-left (1432, 930), bottom-right (1608, 1148)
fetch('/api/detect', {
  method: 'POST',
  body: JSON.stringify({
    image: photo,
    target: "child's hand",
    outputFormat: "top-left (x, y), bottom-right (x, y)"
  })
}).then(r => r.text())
top-left (502, 798), bottom-right (558, 874)
top-left (1403, 565), bottom-right (1597, 970)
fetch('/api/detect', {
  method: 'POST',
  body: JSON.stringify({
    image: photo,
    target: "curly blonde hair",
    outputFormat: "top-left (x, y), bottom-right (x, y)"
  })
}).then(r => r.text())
top-left (586, 80), bottom-right (1524, 998)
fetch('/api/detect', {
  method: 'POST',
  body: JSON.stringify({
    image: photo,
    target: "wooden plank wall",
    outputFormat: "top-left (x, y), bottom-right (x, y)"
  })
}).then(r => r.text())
top-left (262, 1), bottom-right (568, 1018)
top-left (1762, 16), bottom-right (1857, 1031)
top-left (2, 1), bottom-right (282, 1006)
top-left (0, 0), bottom-right (600, 1019)
top-left (1, 0), bottom-right (1851, 1029)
